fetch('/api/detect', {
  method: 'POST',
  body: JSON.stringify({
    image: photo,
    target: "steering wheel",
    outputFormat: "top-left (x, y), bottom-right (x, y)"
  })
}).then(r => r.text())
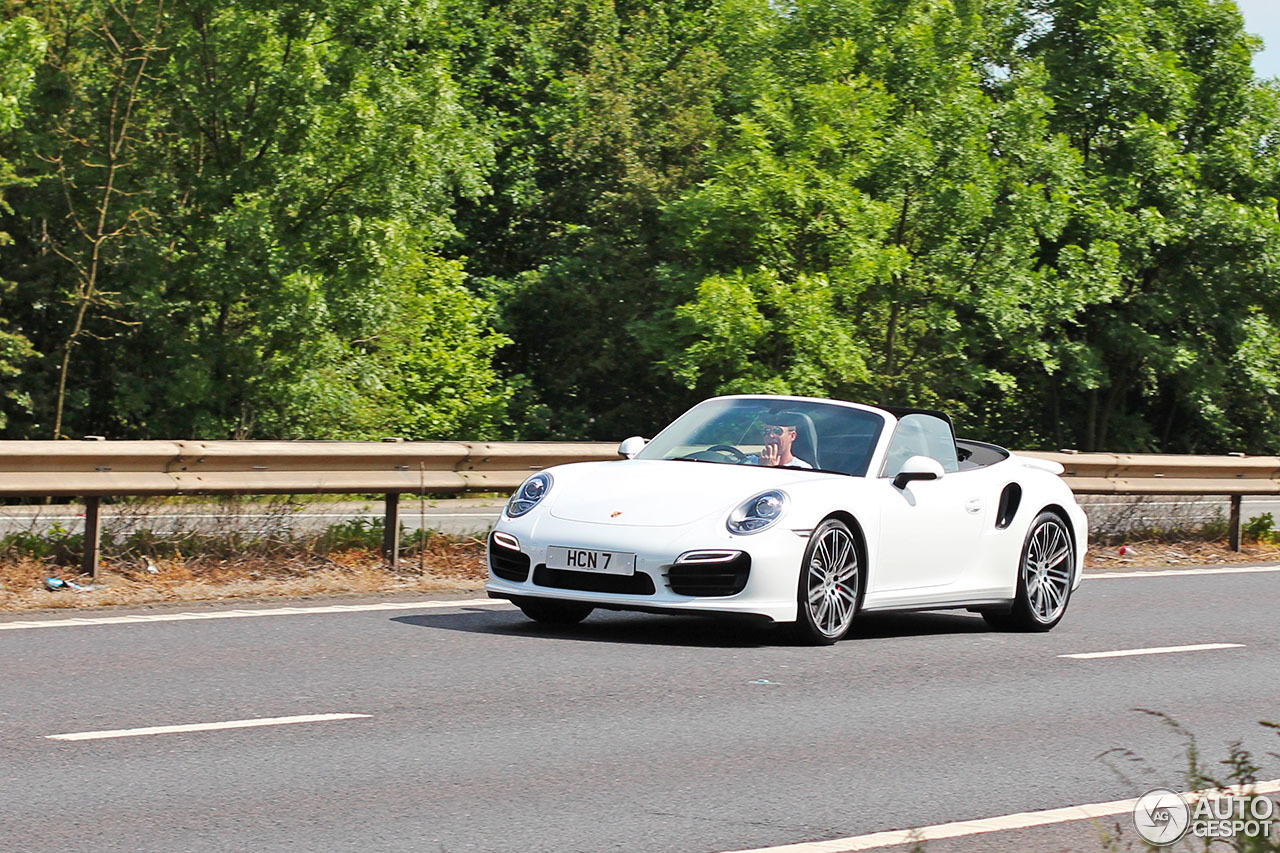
top-left (705, 444), bottom-right (748, 463)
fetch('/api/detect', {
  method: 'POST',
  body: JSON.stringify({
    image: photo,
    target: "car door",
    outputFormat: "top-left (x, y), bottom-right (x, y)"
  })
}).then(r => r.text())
top-left (871, 413), bottom-right (988, 591)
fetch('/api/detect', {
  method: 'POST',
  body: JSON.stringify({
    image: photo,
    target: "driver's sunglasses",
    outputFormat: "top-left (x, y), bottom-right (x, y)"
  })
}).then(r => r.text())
top-left (760, 426), bottom-right (792, 437)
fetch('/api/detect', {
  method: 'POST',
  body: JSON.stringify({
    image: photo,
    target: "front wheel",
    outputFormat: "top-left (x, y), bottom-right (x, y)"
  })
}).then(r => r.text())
top-left (515, 598), bottom-right (594, 625)
top-left (793, 519), bottom-right (862, 645)
top-left (984, 511), bottom-right (1074, 632)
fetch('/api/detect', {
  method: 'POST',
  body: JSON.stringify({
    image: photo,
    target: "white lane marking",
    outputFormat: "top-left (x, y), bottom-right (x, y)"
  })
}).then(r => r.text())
top-left (1059, 642), bottom-right (1245, 660)
top-left (1088, 565), bottom-right (1280, 579)
top-left (46, 713), bottom-right (370, 741)
top-left (2, 563), bottom-right (1275, 633)
top-left (717, 779), bottom-right (1280, 853)
top-left (0, 598), bottom-right (510, 631)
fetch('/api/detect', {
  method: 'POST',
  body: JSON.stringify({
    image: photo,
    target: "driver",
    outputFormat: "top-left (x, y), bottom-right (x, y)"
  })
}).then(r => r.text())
top-left (747, 413), bottom-right (813, 469)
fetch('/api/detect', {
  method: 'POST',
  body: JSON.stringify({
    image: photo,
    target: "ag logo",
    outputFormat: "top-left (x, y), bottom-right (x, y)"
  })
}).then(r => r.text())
top-left (610, 511), bottom-right (623, 518)
top-left (1133, 788), bottom-right (1191, 846)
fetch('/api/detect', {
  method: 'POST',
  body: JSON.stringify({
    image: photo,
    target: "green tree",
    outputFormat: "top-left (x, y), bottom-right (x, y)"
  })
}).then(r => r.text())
top-left (2, 0), bottom-right (510, 439)
top-left (443, 0), bottom-right (728, 438)
top-left (1019, 0), bottom-right (1280, 451)
top-left (661, 0), bottom-right (1121, 440)
top-left (0, 14), bottom-right (45, 429)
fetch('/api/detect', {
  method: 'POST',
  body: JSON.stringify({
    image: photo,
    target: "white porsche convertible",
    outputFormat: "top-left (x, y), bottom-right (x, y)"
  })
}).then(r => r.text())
top-left (486, 395), bottom-right (1087, 644)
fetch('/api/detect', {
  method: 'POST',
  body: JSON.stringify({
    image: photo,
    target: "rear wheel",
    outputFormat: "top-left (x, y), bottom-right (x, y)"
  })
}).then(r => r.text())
top-left (984, 511), bottom-right (1074, 632)
top-left (793, 519), bottom-right (862, 645)
top-left (515, 598), bottom-right (594, 625)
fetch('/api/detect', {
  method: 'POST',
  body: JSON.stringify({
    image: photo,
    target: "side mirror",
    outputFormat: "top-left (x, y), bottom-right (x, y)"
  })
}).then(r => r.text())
top-left (892, 455), bottom-right (944, 490)
top-left (618, 436), bottom-right (648, 459)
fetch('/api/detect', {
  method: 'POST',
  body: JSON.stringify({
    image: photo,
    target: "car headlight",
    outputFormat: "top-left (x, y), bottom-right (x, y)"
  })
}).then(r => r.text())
top-left (506, 472), bottom-right (553, 518)
top-left (727, 489), bottom-right (787, 535)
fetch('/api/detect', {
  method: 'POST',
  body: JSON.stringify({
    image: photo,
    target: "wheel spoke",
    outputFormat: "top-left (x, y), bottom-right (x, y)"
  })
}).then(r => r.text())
top-left (1045, 580), bottom-right (1059, 615)
top-left (1049, 525), bottom-right (1066, 557)
top-left (835, 539), bottom-right (852, 572)
top-left (819, 534), bottom-right (836, 568)
top-left (1023, 557), bottom-right (1038, 585)
top-left (828, 594), bottom-right (848, 632)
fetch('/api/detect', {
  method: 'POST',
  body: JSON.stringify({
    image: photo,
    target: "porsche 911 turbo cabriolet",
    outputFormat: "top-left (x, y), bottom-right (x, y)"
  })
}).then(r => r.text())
top-left (485, 395), bottom-right (1086, 644)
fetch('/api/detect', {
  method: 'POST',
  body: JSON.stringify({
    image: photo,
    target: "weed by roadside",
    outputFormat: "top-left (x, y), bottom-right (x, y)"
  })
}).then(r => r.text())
top-left (1244, 513), bottom-right (1279, 545)
top-left (1085, 503), bottom-right (1280, 567)
top-left (1095, 713), bottom-right (1280, 852)
top-left (0, 505), bottom-right (487, 610)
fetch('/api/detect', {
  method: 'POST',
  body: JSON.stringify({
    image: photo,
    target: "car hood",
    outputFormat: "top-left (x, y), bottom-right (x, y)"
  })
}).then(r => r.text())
top-left (546, 459), bottom-right (828, 527)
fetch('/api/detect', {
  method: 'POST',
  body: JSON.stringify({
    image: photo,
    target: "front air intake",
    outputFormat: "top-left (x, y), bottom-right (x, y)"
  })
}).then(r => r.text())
top-left (489, 534), bottom-right (531, 581)
top-left (667, 552), bottom-right (751, 596)
top-left (532, 565), bottom-right (656, 595)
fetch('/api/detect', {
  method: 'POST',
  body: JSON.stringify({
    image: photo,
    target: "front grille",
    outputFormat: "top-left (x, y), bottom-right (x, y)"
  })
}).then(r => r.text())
top-left (667, 552), bottom-right (752, 596)
top-left (532, 565), bottom-right (656, 595)
top-left (489, 536), bottom-right (531, 582)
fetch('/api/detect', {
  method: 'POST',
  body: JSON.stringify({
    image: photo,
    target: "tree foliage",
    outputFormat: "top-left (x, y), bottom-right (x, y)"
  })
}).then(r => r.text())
top-left (2, 0), bottom-right (508, 438)
top-left (0, 0), bottom-right (1278, 451)
top-left (0, 14), bottom-right (44, 428)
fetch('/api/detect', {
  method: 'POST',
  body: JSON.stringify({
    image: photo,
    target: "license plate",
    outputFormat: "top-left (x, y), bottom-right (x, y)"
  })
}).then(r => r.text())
top-left (546, 546), bottom-right (636, 575)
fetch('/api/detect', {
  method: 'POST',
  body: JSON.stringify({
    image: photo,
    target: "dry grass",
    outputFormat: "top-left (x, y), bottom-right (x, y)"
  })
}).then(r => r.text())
top-left (1085, 538), bottom-right (1280, 569)
top-left (0, 536), bottom-right (486, 611)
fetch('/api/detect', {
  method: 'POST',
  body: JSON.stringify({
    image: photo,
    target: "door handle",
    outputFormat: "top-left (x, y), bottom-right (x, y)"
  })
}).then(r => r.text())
top-left (965, 497), bottom-right (983, 514)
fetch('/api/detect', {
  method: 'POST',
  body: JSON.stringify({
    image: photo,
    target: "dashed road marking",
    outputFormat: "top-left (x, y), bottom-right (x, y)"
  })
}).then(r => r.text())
top-left (46, 713), bottom-right (371, 741)
top-left (1059, 642), bottom-right (1244, 660)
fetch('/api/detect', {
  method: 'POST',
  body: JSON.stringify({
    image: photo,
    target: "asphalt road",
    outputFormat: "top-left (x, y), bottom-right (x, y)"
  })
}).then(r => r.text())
top-left (1, 568), bottom-right (1277, 853)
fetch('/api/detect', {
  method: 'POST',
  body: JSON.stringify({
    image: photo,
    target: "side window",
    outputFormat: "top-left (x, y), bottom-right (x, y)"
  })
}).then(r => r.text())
top-left (881, 414), bottom-right (960, 477)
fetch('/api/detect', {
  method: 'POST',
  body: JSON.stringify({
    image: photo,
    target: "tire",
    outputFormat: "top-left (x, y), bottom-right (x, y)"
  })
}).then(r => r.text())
top-left (984, 511), bottom-right (1074, 632)
top-left (515, 597), bottom-right (594, 625)
top-left (793, 518), bottom-right (862, 645)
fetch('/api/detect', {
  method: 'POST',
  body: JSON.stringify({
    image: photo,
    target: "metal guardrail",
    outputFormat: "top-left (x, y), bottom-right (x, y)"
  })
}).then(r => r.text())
top-left (1020, 451), bottom-right (1274, 552)
top-left (1, 441), bottom-right (1274, 577)
top-left (1019, 451), bottom-right (1280, 495)
top-left (0, 439), bottom-right (622, 496)
top-left (0, 440), bottom-right (620, 577)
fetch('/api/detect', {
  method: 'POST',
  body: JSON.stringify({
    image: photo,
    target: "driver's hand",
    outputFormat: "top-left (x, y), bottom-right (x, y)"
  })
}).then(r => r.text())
top-left (759, 444), bottom-right (780, 466)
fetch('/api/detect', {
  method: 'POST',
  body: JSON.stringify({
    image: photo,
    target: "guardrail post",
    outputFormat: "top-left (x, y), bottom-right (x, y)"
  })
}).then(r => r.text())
top-left (383, 493), bottom-right (401, 568)
top-left (1228, 495), bottom-right (1242, 552)
top-left (82, 497), bottom-right (102, 580)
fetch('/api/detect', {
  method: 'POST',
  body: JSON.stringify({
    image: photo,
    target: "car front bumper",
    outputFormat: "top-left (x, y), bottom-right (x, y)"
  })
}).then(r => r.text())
top-left (484, 512), bottom-right (805, 623)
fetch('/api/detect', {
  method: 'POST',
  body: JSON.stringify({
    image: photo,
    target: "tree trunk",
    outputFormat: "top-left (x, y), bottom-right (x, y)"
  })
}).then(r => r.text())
top-left (1097, 366), bottom-right (1130, 451)
top-left (1084, 388), bottom-right (1098, 451)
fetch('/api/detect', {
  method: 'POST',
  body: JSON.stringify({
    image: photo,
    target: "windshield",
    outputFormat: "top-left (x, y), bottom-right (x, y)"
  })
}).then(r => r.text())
top-left (636, 398), bottom-right (885, 476)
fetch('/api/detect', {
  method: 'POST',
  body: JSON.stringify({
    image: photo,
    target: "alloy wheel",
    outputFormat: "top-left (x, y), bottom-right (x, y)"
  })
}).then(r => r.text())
top-left (1022, 518), bottom-right (1072, 624)
top-left (805, 525), bottom-right (859, 638)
